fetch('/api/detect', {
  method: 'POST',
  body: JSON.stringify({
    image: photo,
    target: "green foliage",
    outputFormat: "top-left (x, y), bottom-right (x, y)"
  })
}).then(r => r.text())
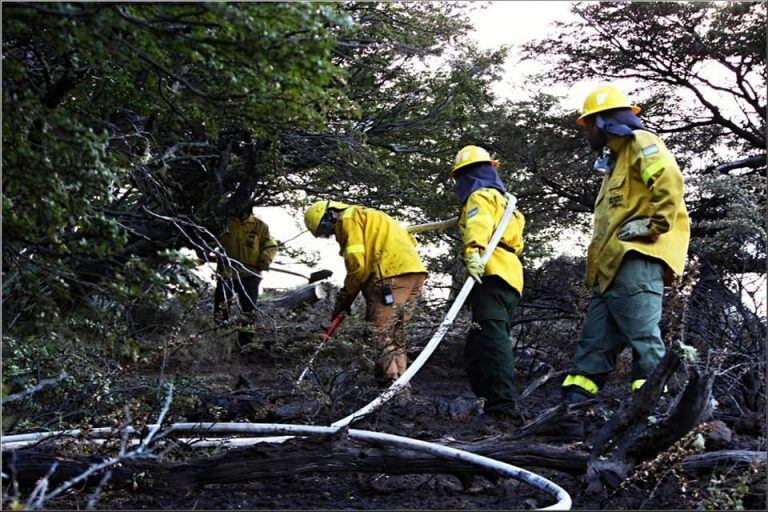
top-left (2, 2), bottom-right (350, 339)
top-left (689, 172), bottom-right (766, 273)
top-left (2, 331), bottom-right (120, 433)
top-left (3, 2), bottom-right (507, 344)
top-left (703, 463), bottom-right (762, 511)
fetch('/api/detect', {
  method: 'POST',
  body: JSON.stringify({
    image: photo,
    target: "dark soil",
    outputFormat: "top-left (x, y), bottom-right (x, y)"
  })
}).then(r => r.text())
top-left (6, 309), bottom-right (767, 510)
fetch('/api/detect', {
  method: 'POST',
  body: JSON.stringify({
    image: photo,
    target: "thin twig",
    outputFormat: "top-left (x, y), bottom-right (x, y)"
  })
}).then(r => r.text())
top-left (85, 470), bottom-right (113, 510)
top-left (27, 462), bottom-right (58, 510)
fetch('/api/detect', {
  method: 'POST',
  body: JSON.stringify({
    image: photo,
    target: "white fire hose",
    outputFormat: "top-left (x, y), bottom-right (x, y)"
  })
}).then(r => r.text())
top-left (2, 422), bottom-right (571, 510)
top-left (332, 193), bottom-right (517, 427)
top-left (2, 194), bottom-right (573, 509)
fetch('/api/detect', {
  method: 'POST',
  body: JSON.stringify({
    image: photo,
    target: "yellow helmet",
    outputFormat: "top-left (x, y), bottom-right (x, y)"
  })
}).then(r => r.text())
top-left (304, 200), bottom-right (350, 236)
top-left (576, 85), bottom-right (641, 126)
top-left (450, 145), bottom-right (500, 176)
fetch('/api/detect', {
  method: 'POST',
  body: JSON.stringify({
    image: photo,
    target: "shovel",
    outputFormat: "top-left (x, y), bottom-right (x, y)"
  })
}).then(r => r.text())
top-left (296, 314), bottom-right (345, 384)
top-left (270, 265), bottom-right (333, 283)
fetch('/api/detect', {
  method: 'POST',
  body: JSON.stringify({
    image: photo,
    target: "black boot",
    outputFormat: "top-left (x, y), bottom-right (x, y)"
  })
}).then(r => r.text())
top-left (477, 406), bottom-right (524, 431)
top-left (564, 387), bottom-right (594, 405)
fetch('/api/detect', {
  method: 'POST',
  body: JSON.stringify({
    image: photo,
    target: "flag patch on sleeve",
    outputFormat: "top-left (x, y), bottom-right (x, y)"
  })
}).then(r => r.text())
top-left (642, 144), bottom-right (659, 156)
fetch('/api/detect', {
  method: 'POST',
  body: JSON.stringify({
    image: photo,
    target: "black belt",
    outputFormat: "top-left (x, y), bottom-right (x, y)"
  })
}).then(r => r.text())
top-left (496, 242), bottom-right (517, 254)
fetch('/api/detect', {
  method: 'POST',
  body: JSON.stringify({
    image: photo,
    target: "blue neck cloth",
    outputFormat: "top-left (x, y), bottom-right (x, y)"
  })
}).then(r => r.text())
top-left (595, 108), bottom-right (646, 137)
top-left (452, 163), bottom-right (506, 205)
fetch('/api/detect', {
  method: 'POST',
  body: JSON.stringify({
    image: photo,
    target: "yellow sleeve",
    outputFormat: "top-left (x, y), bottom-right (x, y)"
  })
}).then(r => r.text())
top-left (632, 133), bottom-right (684, 235)
top-left (460, 190), bottom-right (497, 259)
top-left (336, 209), bottom-right (368, 296)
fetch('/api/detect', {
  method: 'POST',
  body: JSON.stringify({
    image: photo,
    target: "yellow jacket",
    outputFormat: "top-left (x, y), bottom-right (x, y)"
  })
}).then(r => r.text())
top-left (458, 188), bottom-right (525, 294)
top-left (218, 215), bottom-right (278, 277)
top-left (334, 206), bottom-right (427, 297)
top-left (587, 130), bottom-right (690, 292)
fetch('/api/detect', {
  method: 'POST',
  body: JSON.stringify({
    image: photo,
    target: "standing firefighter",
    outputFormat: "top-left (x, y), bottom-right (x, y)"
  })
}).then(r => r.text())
top-left (450, 145), bottom-right (525, 422)
top-left (304, 200), bottom-right (428, 387)
top-left (214, 203), bottom-right (278, 349)
top-left (562, 85), bottom-right (690, 403)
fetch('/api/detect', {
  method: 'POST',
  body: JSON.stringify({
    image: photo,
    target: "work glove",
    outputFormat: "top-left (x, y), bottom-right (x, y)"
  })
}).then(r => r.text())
top-left (332, 289), bottom-right (354, 319)
top-left (617, 218), bottom-right (658, 242)
top-left (464, 252), bottom-right (485, 283)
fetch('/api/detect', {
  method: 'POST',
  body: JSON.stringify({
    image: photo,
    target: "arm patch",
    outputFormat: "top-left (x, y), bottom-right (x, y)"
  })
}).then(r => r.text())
top-left (467, 207), bottom-right (479, 219)
top-left (642, 144), bottom-right (659, 157)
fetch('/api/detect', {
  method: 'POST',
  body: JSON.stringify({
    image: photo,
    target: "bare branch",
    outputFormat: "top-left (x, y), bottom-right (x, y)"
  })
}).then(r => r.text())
top-left (709, 155), bottom-right (766, 174)
top-left (1, 372), bottom-right (68, 405)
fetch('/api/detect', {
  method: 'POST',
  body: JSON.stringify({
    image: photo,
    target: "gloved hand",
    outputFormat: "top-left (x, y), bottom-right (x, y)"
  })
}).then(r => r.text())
top-left (617, 218), bottom-right (658, 242)
top-left (332, 289), bottom-right (354, 319)
top-left (464, 252), bottom-right (485, 283)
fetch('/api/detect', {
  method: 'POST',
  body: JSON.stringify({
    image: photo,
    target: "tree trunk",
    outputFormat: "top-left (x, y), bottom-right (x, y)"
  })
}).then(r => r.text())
top-left (262, 283), bottom-right (327, 309)
top-left (681, 450), bottom-right (767, 473)
top-left (586, 345), bottom-right (715, 492)
top-left (2, 436), bottom-right (587, 492)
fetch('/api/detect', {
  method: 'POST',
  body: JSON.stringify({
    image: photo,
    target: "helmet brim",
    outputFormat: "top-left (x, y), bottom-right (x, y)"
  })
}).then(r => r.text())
top-left (449, 159), bottom-right (499, 178)
top-left (576, 105), bottom-right (641, 126)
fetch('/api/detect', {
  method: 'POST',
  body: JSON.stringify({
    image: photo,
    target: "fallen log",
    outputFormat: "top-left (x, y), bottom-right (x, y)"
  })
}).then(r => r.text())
top-left (449, 438), bottom-right (588, 474)
top-left (681, 450), bottom-right (767, 473)
top-left (2, 435), bottom-right (587, 492)
top-left (8, 438), bottom-right (762, 495)
top-left (261, 282), bottom-right (327, 309)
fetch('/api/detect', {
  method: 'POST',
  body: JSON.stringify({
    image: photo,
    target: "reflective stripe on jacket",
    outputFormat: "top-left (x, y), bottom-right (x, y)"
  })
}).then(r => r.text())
top-left (587, 129), bottom-right (690, 292)
top-left (334, 206), bottom-right (427, 297)
top-left (458, 188), bottom-right (525, 295)
top-left (219, 215), bottom-right (278, 276)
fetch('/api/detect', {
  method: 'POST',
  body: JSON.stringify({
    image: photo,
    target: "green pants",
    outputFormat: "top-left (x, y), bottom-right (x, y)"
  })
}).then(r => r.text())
top-left (464, 276), bottom-right (520, 415)
top-left (567, 253), bottom-right (665, 393)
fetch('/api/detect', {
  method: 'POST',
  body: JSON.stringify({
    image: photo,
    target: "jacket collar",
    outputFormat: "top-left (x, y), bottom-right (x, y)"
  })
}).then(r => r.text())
top-left (606, 136), bottom-right (629, 153)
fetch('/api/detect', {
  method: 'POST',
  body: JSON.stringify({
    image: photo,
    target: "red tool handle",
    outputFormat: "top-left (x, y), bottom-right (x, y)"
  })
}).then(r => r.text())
top-left (321, 314), bottom-right (344, 342)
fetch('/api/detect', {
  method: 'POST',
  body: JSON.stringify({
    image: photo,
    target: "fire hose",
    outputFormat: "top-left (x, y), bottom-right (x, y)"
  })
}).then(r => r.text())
top-left (332, 193), bottom-right (517, 428)
top-left (1, 422), bottom-right (571, 510)
top-left (2, 194), bottom-right (573, 509)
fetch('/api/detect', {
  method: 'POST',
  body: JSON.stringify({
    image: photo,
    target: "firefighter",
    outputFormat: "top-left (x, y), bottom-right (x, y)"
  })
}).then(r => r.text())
top-left (214, 202), bottom-right (278, 349)
top-left (562, 85), bottom-right (690, 403)
top-left (450, 145), bottom-right (526, 422)
top-left (304, 200), bottom-right (428, 387)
